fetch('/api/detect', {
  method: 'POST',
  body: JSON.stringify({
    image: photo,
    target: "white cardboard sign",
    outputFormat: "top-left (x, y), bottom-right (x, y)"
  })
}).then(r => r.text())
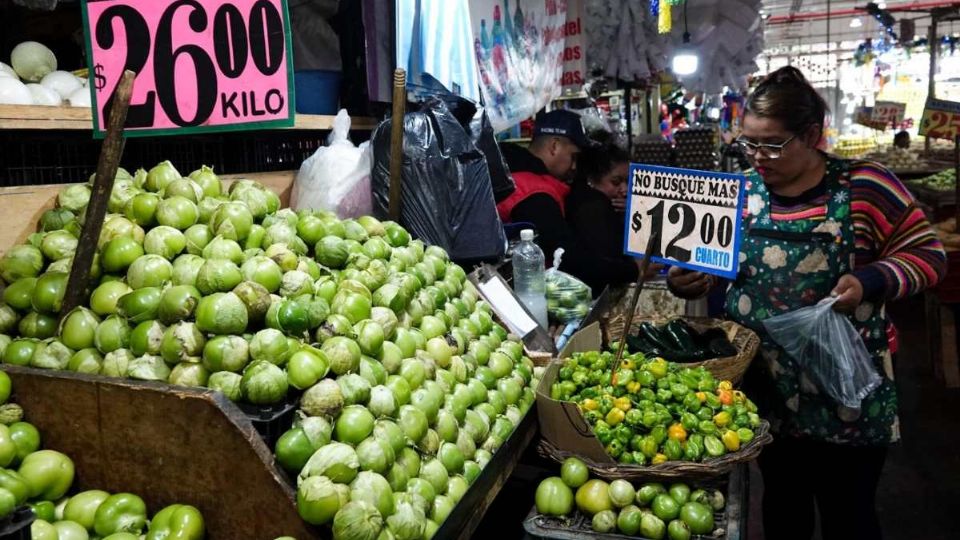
top-left (624, 164), bottom-right (746, 280)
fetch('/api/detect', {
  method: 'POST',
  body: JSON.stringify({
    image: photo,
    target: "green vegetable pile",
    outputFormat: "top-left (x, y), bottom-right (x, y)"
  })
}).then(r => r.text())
top-left (915, 168), bottom-right (956, 191)
top-left (551, 349), bottom-right (760, 465)
top-left (0, 161), bottom-right (544, 537)
top-left (0, 371), bottom-right (206, 539)
top-left (535, 456), bottom-right (725, 539)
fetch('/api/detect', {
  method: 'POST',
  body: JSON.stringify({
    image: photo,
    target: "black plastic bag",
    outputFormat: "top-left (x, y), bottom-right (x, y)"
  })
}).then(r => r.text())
top-left (371, 97), bottom-right (509, 263)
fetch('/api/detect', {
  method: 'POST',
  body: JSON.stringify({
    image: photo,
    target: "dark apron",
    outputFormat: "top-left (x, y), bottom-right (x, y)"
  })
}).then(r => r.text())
top-left (725, 158), bottom-right (898, 446)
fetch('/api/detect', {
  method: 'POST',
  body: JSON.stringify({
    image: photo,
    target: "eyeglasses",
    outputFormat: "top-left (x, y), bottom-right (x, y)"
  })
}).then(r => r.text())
top-left (735, 135), bottom-right (797, 159)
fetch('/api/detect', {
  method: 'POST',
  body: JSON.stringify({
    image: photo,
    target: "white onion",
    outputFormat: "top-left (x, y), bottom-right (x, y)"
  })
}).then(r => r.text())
top-left (0, 62), bottom-right (18, 80)
top-left (40, 70), bottom-right (81, 99)
top-left (0, 78), bottom-right (33, 105)
top-left (26, 83), bottom-right (61, 106)
top-left (10, 41), bottom-right (57, 82)
top-left (66, 87), bottom-right (91, 108)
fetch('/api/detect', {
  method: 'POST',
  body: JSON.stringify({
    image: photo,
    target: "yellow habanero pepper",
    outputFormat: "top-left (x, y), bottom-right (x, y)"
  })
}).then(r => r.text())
top-left (713, 411), bottom-right (731, 428)
top-left (722, 429), bottom-right (741, 452)
top-left (667, 423), bottom-right (687, 443)
top-left (606, 407), bottom-right (626, 427)
top-left (581, 398), bottom-right (599, 411)
top-left (614, 397), bottom-right (632, 412)
top-left (627, 381), bottom-right (641, 395)
top-left (620, 358), bottom-right (636, 370)
top-left (718, 380), bottom-right (733, 392)
top-left (652, 453), bottom-right (668, 465)
top-left (733, 390), bottom-right (747, 403)
top-left (695, 391), bottom-right (707, 403)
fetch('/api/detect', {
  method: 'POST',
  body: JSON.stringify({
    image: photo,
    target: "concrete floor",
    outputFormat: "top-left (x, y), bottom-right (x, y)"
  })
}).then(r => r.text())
top-left (480, 294), bottom-right (960, 540)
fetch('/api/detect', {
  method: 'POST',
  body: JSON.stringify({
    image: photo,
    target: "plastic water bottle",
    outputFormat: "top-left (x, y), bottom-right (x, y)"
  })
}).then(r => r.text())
top-left (512, 229), bottom-right (549, 328)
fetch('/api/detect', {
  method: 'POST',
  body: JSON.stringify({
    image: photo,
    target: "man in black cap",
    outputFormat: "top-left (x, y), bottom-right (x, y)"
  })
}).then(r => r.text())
top-left (497, 110), bottom-right (646, 290)
top-left (497, 110), bottom-right (593, 259)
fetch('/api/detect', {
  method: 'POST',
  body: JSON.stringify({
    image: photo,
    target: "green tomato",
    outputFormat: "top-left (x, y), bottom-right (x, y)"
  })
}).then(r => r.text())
top-left (652, 493), bottom-right (681, 521)
top-left (640, 513), bottom-right (667, 540)
top-left (0, 469), bottom-right (29, 505)
top-left (17, 449), bottom-right (74, 501)
top-left (274, 427), bottom-right (315, 474)
top-left (535, 476), bottom-right (574, 517)
top-left (560, 456), bottom-right (589, 489)
top-left (145, 504), bottom-right (205, 540)
top-left (94, 493), bottom-right (147, 536)
top-left (617, 505), bottom-right (644, 535)
top-left (9, 421), bottom-right (40, 463)
top-left (575, 479), bottom-right (612, 516)
top-left (53, 519), bottom-right (90, 540)
top-left (30, 500), bottom-right (56, 522)
top-left (679, 501), bottom-right (714, 535)
top-left (63, 490), bottom-right (110, 532)
top-left (668, 519), bottom-right (692, 540)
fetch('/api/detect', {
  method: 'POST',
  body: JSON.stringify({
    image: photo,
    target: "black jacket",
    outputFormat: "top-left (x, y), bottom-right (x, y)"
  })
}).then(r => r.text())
top-left (565, 182), bottom-right (639, 295)
top-left (499, 143), bottom-right (638, 296)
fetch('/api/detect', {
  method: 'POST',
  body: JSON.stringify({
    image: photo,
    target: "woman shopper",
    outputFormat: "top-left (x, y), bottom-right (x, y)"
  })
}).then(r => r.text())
top-left (564, 142), bottom-right (642, 296)
top-left (667, 67), bottom-right (946, 540)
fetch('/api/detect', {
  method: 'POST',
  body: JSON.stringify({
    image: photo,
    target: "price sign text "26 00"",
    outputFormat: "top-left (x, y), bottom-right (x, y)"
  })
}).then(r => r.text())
top-left (83, 0), bottom-right (294, 137)
top-left (624, 165), bottom-right (746, 280)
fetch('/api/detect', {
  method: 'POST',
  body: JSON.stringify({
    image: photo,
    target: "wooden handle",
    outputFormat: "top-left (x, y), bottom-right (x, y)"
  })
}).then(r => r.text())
top-left (61, 70), bottom-right (136, 318)
top-left (612, 231), bottom-right (661, 377)
top-left (388, 69), bottom-right (407, 221)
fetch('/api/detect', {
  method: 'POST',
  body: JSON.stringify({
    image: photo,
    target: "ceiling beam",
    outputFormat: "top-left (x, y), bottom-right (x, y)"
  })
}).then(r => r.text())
top-left (766, 1), bottom-right (960, 25)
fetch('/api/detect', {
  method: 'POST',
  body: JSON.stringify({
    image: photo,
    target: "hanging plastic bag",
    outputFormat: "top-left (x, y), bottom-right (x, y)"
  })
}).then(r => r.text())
top-left (762, 297), bottom-right (882, 410)
top-left (545, 249), bottom-right (592, 323)
top-left (292, 109), bottom-right (373, 218)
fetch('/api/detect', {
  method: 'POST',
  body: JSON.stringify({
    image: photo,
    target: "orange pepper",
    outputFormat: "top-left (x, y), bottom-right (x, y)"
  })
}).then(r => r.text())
top-left (667, 423), bottom-right (687, 443)
top-left (718, 389), bottom-right (734, 406)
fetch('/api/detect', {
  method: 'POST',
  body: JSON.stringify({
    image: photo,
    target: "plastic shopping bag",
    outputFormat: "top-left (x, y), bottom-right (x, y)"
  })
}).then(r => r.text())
top-left (292, 109), bottom-right (373, 218)
top-left (545, 249), bottom-right (592, 323)
top-left (763, 297), bottom-right (882, 410)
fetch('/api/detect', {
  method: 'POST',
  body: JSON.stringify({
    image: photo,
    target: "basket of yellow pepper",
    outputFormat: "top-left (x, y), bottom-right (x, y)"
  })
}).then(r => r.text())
top-left (537, 343), bottom-right (772, 482)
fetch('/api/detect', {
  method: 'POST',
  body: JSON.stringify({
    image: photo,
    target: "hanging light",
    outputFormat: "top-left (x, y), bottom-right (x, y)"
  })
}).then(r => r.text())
top-left (671, 1), bottom-right (699, 75)
top-left (673, 32), bottom-right (699, 75)
top-left (850, 17), bottom-right (863, 28)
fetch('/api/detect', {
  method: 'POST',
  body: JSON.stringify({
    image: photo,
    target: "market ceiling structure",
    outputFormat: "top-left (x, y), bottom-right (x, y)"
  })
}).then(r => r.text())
top-left (760, 1), bottom-right (960, 50)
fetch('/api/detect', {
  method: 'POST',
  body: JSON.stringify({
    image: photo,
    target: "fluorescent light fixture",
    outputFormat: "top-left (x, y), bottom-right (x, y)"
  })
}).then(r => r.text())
top-left (877, 2), bottom-right (886, 8)
top-left (672, 33), bottom-right (699, 76)
top-left (850, 18), bottom-right (863, 28)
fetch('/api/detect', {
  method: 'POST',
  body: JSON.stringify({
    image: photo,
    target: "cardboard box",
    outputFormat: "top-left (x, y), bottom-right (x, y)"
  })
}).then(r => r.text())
top-left (535, 321), bottom-right (617, 463)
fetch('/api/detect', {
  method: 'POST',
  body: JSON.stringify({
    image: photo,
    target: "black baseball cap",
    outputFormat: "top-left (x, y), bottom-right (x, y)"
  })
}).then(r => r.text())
top-left (533, 110), bottom-right (596, 149)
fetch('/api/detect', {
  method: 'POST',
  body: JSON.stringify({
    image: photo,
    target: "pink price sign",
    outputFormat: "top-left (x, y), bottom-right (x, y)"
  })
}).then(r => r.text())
top-left (82, 0), bottom-right (294, 137)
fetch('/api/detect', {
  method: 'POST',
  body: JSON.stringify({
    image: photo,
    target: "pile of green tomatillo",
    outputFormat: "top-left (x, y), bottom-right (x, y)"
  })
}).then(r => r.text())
top-left (0, 162), bottom-right (543, 539)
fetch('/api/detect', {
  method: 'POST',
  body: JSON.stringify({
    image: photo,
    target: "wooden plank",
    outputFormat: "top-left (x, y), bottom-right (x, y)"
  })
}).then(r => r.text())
top-left (0, 105), bottom-right (376, 131)
top-left (2, 366), bottom-right (318, 540)
top-left (436, 409), bottom-right (538, 540)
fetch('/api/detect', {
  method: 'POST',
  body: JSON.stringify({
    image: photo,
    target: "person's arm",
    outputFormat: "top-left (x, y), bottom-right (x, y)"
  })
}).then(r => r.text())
top-left (512, 194), bottom-right (638, 290)
top-left (848, 163), bottom-right (947, 301)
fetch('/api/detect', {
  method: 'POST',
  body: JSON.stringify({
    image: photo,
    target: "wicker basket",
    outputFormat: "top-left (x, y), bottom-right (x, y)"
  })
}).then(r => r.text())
top-left (604, 315), bottom-right (760, 384)
top-left (537, 420), bottom-right (773, 483)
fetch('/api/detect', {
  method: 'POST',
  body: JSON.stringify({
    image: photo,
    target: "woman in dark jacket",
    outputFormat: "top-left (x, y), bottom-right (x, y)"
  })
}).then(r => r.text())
top-left (564, 142), bottom-right (640, 296)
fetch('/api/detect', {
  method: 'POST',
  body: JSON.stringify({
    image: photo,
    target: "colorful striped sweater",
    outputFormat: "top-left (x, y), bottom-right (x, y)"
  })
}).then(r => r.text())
top-left (752, 158), bottom-right (946, 301)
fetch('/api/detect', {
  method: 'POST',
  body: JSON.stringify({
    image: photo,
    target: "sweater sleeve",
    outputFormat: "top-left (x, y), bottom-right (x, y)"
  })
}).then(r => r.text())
top-left (849, 162), bottom-right (947, 301)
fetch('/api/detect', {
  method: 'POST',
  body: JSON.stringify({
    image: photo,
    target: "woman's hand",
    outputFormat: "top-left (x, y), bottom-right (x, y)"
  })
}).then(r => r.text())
top-left (611, 197), bottom-right (627, 212)
top-left (667, 267), bottom-right (713, 299)
top-left (830, 274), bottom-right (864, 313)
top-left (637, 261), bottom-right (665, 281)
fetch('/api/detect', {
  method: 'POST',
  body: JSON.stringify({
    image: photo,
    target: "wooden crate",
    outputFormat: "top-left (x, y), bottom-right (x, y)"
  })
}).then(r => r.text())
top-left (3, 365), bottom-right (316, 540)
